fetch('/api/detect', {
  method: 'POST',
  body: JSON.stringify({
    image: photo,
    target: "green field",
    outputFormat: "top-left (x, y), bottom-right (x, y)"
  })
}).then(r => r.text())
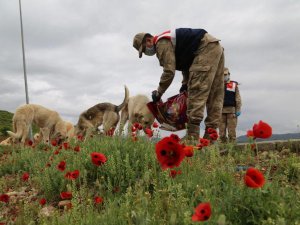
top-left (0, 135), bottom-right (299, 225)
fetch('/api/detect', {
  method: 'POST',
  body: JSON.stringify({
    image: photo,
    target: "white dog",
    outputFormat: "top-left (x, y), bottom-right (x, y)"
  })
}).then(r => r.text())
top-left (7, 104), bottom-right (67, 144)
top-left (119, 94), bottom-right (155, 133)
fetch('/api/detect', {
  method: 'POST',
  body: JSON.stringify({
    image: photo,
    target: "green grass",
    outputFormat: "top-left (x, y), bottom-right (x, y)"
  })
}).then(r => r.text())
top-left (0, 136), bottom-right (299, 225)
top-left (0, 110), bottom-right (13, 136)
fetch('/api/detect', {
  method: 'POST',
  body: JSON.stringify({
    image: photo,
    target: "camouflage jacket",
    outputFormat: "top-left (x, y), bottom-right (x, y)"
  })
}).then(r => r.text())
top-left (155, 39), bottom-right (177, 95)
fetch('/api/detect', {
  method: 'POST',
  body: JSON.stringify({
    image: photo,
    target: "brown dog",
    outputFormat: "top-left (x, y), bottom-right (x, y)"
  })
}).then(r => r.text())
top-left (119, 94), bottom-right (155, 133)
top-left (7, 104), bottom-right (67, 144)
top-left (75, 85), bottom-right (129, 136)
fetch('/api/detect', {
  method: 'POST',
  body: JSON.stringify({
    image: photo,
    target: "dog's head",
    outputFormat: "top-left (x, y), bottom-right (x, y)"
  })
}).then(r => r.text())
top-left (53, 120), bottom-right (68, 142)
top-left (134, 111), bottom-right (155, 131)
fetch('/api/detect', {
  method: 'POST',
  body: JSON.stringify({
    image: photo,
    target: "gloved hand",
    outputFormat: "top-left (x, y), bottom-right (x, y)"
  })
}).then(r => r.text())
top-left (151, 90), bottom-right (162, 103)
top-left (235, 111), bottom-right (241, 117)
top-left (179, 84), bottom-right (187, 93)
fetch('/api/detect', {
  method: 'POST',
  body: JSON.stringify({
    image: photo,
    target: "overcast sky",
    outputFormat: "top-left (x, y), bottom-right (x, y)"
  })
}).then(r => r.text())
top-left (0, 0), bottom-right (300, 137)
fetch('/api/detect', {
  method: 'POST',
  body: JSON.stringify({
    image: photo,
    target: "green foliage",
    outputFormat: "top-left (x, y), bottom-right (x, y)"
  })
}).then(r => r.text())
top-left (0, 137), bottom-right (299, 225)
top-left (0, 110), bottom-right (13, 136)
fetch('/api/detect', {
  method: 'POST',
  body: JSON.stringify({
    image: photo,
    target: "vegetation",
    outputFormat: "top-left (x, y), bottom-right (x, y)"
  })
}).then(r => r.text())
top-left (0, 135), bottom-right (299, 225)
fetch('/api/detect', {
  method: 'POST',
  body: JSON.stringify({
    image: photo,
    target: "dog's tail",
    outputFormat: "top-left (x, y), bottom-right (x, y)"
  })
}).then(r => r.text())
top-left (116, 85), bottom-right (129, 112)
top-left (7, 130), bottom-right (22, 139)
top-left (7, 120), bottom-right (24, 139)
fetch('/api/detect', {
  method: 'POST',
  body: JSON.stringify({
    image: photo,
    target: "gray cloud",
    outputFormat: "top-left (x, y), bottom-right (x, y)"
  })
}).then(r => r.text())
top-left (0, 0), bottom-right (299, 137)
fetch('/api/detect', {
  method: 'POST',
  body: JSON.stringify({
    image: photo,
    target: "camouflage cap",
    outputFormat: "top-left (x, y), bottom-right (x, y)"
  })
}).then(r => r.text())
top-left (133, 32), bottom-right (148, 58)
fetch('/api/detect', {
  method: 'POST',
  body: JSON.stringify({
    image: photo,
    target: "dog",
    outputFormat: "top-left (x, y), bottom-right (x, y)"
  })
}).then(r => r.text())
top-left (7, 104), bottom-right (68, 144)
top-left (75, 85), bottom-right (129, 137)
top-left (0, 137), bottom-right (13, 146)
top-left (34, 120), bottom-right (75, 144)
top-left (119, 94), bottom-right (155, 134)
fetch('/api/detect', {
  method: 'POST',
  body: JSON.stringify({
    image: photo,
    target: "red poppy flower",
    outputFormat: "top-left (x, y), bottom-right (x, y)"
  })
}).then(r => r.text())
top-left (152, 122), bottom-right (159, 128)
top-left (252, 120), bottom-right (272, 139)
top-left (183, 146), bottom-right (194, 157)
top-left (63, 142), bottom-right (70, 149)
top-left (199, 138), bottom-right (210, 147)
top-left (207, 128), bottom-right (217, 134)
top-left (60, 191), bottom-right (72, 199)
top-left (247, 130), bottom-right (254, 138)
top-left (192, 202), bottom-right (212, 222)
top-left (57, 161), bottom-right (66, 171)
top-left (94, 196), bottom-right (103, 204)
top-left (39, 198), bottom-right (46, 206)
top-left (131, 126), bottom-right (137, 132)
top-left (155, 137), bottom-right (185, 170)
top-left (65, 170), bottom-right (80, 180)
top-left (91, 152), bottom-right (107, 166)
top-left (244, 167), bottom-right (265, 188)
top-left (54, 149), bottom-right (60, 155)
top-left (27, 140), bottom-right (33, 146)
top-left (22, 172), bottom-right (29, 181)
top-left (138, 124), bottom-right (143, 130)
top-left (170, 134), bottom-right (180, 143)
top-left (77, 135), bottom-right (84, 141)
top-left (133, 122), bottom-right (140, 128)
top-left (196, 143), bottom-right (203, 150)
top-left (169, 169), bottom-right (182, 178)
top-left (106, 127), bottom-right (115, 136)
top-left (209, 132), bottom-right (219, 141)
top-left (0, 194), bottom-right (9, 203)
top-left (73, 146), bottom-right (80, 152)
top-left (51, 140), bottom-right (57, 147)
top-left (145, 128), bottom-right (153, 138)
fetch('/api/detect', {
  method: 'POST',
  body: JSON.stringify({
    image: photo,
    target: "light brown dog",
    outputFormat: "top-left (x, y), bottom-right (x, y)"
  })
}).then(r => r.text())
top-left (34, 120), bottom-right (75, 144)
top-left (119, 94), bottom-right (155, 133)
top-left (75, 85), bottom-right (129, 136)
top-left (7, 104), bottom-right (67, 144)
top-left (0, 137), bottom-right (13, 146)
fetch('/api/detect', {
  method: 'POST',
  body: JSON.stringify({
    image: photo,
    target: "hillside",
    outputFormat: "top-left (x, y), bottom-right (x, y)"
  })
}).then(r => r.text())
top-left (0, 110), bottom-right (13, 136)
top-left (237, 132), bottom-right (300, 143)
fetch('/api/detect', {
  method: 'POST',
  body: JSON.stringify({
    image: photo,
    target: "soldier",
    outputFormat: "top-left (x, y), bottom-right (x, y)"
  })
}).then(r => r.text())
top-left (219, 67), bottom-right (242, 143)
top-left (132, 28), bottom-right (225, 142)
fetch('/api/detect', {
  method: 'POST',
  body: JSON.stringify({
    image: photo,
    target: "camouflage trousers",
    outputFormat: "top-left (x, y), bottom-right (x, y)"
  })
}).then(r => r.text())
top-left (186, 33), bottom-right (225, 135)
top-left (219, 113), bottom-right (237, 143)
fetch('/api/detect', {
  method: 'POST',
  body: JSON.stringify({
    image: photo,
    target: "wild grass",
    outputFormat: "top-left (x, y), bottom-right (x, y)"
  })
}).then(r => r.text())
top-left (0, 135), bottom-right (299, 225)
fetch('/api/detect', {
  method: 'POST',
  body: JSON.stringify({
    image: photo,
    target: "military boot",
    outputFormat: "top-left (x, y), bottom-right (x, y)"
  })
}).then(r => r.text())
top-left (182, 123), bottom-right (200, 145)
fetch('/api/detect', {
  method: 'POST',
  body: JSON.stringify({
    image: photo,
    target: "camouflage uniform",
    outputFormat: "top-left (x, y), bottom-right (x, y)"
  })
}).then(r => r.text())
top-left (219, 69), bottom-right (242, 143)
top-left (133, 30), bottom-right (225, 139)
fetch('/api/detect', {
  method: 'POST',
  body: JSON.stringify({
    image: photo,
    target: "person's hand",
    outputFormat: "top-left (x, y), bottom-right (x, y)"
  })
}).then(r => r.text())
top-left (236, 111), bottom-right (241, 117)
top-left (179, 84), bottom-right (187, 93)
top-left (152, 90), bottom-right (162, 103)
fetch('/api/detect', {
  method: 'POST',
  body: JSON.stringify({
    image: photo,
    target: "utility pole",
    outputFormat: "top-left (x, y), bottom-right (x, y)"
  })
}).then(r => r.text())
top-left (19, 0), bottom-right (32, 140)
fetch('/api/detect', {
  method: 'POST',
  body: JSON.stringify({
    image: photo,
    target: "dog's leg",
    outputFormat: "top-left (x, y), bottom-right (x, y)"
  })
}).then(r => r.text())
top-left (21, 123), bottom-right (30, 144)
top-left (119, 104), bottom-right (129, 135)
top-left (103, 111), bottom-right (118, 136)
top-left (40, 127), bottom-right (50, 144)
